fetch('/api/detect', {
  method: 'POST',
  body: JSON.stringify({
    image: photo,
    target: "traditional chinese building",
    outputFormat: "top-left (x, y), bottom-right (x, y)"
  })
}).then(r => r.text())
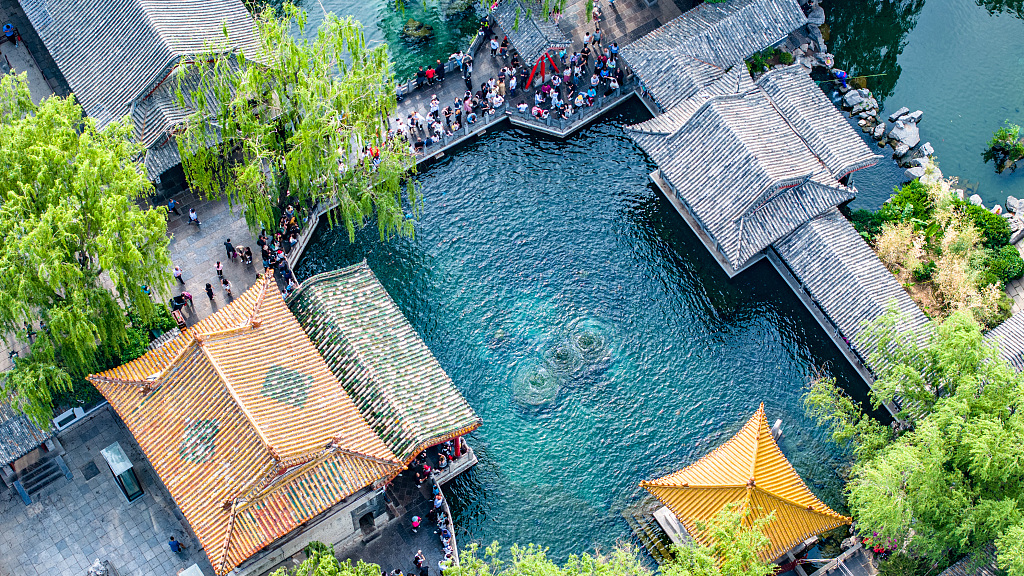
top-left (287, 262), bottom-right (481, 466)
top-left (18, 0), bottom-right (260, 180)
top-left (620, 0), bottom-right (928, 398)
top-left (89, 269), bottom-right (480, 575)
top-left (640, 404), bottom-right (849, 563)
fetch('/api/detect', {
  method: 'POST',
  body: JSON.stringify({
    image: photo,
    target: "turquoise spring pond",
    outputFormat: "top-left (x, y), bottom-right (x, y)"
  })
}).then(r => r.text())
top-left (292, 0), bottom-right (1024, 558)
top-left (294, 102), bottom-right (866, 558)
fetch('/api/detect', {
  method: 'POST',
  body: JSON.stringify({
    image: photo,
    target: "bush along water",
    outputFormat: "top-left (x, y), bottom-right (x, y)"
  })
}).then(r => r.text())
top-left (844, 176), bottom-right (1022, 328)
top-left (983, 121), bottom-right (1024, 174)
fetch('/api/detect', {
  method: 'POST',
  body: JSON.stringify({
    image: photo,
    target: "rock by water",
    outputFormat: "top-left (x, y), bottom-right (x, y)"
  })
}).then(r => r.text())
top-left (843, 91), bottom-right (864, 108)
top-left (1007, 195), bottom-right (1020, 213)
top-left (888, 107), bottom-right (910, 122)
top-left (889, 121), bottom-right (921, 148)
top-left (905, 166), bottom-right (926, 180)
top-left (403, 19), bottom-right (434, 40)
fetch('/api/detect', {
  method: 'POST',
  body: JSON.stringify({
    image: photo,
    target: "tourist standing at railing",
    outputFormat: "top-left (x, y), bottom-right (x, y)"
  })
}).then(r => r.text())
top-left (435, 59), bottom-right (445, 83)
top-left (425, 66), bottom-right (435, 85)
top-left (416, 66), bottom-right (426, 88)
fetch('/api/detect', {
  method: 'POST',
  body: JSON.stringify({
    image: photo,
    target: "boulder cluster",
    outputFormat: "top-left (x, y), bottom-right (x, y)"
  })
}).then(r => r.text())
top-left (832, 87), bottom-right (938, 184)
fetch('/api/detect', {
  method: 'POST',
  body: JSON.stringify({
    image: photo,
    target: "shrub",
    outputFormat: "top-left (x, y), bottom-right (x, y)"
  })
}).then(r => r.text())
top-left (961, 203), bottom-right (1010, 249)
top-left (913, 261), bottom-right (937, 282)
top-left (779, 51), bottom-right (794, 65)
top-left (988, 245), bottom-right (1024, 284)
top-left (879, 180), bottom-right (933, 224)
top-left (153, 304), bottom-right (177, 332)
top-left (876, 221), bottom-right (917, 270)
top-left (976, 269), bottom-right (1000, 289)
top-left (982, 121), bottom-right (1024, 173)
top-left (120, 328), bottom-right (150, 364)
top-left (850, 209), bottom-right (885, 239)
top-left (878, 553), bottom-right (930, 576)
top-left (128, 303), bottom-right (176, 336)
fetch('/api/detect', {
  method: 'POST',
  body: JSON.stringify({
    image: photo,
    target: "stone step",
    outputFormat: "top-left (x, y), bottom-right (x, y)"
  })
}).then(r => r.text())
top-left (18, 457), bottom-right (68, 495)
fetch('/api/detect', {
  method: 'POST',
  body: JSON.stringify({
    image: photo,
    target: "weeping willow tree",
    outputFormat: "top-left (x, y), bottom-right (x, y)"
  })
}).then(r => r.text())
top-left (0, 74), bottom-right (172, 427)
top-left (175, 4), bottom-right (418, 241)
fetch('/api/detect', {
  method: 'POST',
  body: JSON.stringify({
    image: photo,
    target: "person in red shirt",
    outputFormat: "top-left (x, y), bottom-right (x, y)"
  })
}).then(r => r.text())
top-left (425, 67), bottom-right (435, 85)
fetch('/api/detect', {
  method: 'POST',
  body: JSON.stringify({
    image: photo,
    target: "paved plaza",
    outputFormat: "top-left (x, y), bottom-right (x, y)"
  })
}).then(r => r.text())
top-left (159, 183), bottom-right (264, 325)
top-left (0, 407), bottom-right (212, 576)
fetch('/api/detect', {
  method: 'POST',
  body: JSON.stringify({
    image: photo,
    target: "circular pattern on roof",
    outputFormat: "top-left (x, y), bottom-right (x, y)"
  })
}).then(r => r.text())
top-left (179, 419), bottom-right (219, 463)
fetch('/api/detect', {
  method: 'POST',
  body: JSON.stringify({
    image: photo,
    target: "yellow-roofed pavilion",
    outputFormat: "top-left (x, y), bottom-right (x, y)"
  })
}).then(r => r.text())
top-left (640, 404), bottom-right (850, 562)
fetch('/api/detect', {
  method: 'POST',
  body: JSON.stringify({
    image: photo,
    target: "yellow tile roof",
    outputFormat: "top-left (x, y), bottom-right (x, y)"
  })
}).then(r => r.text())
top-left (640, 404), bottom-right (849, 562)
top-left (88, 275), bottom-right (403, 575)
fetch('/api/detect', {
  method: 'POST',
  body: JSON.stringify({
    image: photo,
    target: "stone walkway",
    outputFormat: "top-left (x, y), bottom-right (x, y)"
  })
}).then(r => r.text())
top-left (0, 407), bottom-right (212, 576)
top-left (1005, 239), bottom-right (1024, 314)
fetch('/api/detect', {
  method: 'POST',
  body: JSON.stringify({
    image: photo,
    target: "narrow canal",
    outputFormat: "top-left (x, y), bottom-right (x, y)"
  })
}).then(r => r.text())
top-left (294, 102), bottom-right (862, 558)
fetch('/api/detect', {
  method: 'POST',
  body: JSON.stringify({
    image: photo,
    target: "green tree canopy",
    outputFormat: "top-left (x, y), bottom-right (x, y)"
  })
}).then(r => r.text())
top-left (271, 542), bottom-right (382, 576)
top-left (805, 310), bottom-right (1024, 574)
top-left (0, 73), bottom-right (172, 427)
top-left (447, 503), bottom-right (773, 576)
top-left (176, 3), bottom-right (418, 240)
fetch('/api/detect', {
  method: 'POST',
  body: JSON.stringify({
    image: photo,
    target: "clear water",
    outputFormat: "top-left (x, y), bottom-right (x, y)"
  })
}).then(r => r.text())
top-left (287, 0), bottom-right (1024, 559)
top-left (825, 0), bottom-right (1024, 209)
top-left (295, 103), bottom-right (865, 559)
top-left (297, 0), bottom-right (480, 82)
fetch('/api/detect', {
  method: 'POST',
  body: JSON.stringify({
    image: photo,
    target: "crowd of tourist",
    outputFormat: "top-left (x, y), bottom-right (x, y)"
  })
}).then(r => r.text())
top-left (167, 201), bottom-right (305, 325)
top-left (390, 18), bottom-right (627, 154)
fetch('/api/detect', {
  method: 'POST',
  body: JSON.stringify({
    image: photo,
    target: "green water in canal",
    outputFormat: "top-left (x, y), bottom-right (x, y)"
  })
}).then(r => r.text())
top-left (289, 0), bottom-right (1024, 559)
top-left (295, 103), bottom-right (862, 557)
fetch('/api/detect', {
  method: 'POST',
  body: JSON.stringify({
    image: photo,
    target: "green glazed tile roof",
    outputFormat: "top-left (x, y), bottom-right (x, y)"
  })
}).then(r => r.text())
top-left (287, 262), bottom-right (481, 463)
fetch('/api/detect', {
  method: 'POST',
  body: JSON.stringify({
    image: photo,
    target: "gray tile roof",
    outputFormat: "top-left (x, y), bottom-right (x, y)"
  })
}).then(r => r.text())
top-left (986, 310), bottom-right (1024, 371)
top-left (627, 67), bottom-right (874, 270)
top-left (492, 0), bottom-right (572, 67)
top-left (772, 209), bottom-right (931, 375)
top-left (287, 262), bottom-right (481, 464)
top-left (756, 67), bottom-right (882, 179)
top-left (0, 402), bottom-right (47, 466)
top-left (621, 0), bottom-right (807, 111)
top-left (20, 0), bottom-right (259, 177)
top-left (938, 546), bottom-right (1001, 576)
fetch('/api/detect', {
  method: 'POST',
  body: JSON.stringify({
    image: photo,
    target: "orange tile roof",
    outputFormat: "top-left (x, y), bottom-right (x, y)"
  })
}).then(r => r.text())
top-left (88, 275), bottom-right (403, 575)
top-left (640, 404), bottom-right (850, 562)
